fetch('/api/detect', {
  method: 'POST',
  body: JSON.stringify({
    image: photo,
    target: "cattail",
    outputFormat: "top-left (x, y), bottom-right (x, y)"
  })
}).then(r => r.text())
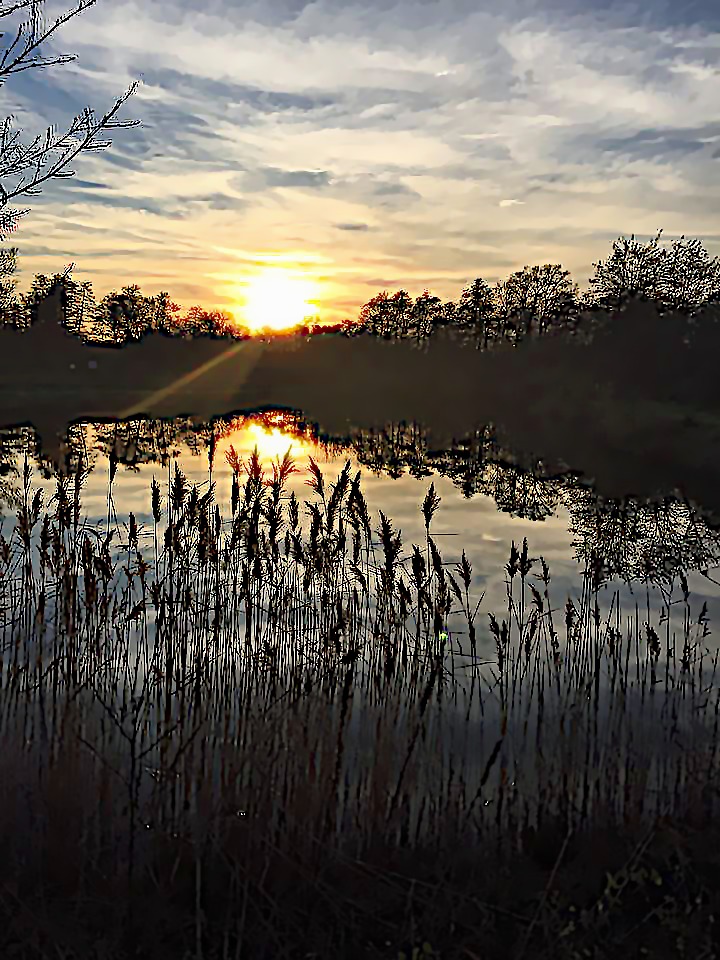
top-left (151, 476), bottom-right (162, 523)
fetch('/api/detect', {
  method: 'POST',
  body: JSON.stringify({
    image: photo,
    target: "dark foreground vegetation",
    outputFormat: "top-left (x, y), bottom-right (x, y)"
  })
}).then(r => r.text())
top-left (1, 449), bottom-right (719, 959)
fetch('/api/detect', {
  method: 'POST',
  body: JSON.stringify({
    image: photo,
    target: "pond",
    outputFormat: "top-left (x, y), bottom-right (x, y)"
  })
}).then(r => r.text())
top-left (3, 410), bottom-right (719, 662)
top-left (0, 312), bottom-right (720, 880)
top-left (2, 405), bottom-right (719, 827)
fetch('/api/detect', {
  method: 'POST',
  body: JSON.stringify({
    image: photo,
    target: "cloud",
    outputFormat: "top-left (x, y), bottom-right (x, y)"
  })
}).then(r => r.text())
top-left (370, 180), bottom-right (423, 204)
top-left (2, 0), bottom-right (718, 323)
top-left (587, 126), bottom-right (719, 163)
top-left (335, 222), bottom-right (371, 231)
top-left (262, 168), bottom-right (333, 189)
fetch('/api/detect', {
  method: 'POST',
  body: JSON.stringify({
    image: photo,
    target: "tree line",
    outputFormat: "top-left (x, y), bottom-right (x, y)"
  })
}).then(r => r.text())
top-left (2, 228), bottom-right (720, 348)
top-left (342, 231), bottom-right (720, 350)
top-left (1, 0), bottom-right (719, 348)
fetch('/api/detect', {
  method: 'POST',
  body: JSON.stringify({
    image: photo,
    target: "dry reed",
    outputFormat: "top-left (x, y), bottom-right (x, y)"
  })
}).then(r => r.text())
top-left (0, 448), bottom-right (718, 959)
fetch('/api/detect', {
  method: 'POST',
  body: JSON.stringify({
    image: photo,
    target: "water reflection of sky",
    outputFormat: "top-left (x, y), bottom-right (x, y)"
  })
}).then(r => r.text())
top-left (3, 415), bottom-right (720, 663)
top-left (5, 416), bottom-right (720, 836)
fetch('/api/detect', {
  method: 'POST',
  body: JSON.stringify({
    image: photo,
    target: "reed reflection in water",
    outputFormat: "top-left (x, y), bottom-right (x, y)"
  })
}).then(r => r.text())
top-left (2, 421), bottom-right (719, 846)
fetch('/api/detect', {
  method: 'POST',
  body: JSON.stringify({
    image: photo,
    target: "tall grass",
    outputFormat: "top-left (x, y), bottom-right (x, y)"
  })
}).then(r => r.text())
top-left (0, 449), bottom-right (719, 959)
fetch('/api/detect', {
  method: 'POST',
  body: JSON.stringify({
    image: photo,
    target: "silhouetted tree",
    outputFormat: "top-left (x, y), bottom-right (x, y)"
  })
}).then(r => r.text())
top-left (654, 233), bottom-right (720, 317)
top-left (491, 277), bottom-right (521, 343)
top-left (584, 230), bottom-right (670, 310)
top-left (437, 298), bottom-right (457, 331)
top-left (0, 263), bottom-right (77, 330)
top-left (0, 257), bottom-right (257, 340)
top-left (58, 274), bottom-right (107, 338)
top-left (0, 245), bottom-right (22, 324)
top-left (206, 309), bottom-right (243, 338)
top-left (99, 285), bottom-right (152, 342)
top-left (340, 315), bottom-right (362, 336)
top-left (177, 304), bottom-right (236, 339)
top-left (492, 263), bottom-right (580, 341)
top-left (358, 291), bottom-right (393, 337)
top-left (454, 278), bottom-right (497, 349)
top-left (387, 289), bottom-right (412, 337)
top-left (409, 289), bottom-right (444, 339)
top-left (139, 293), bottom-right (185, 336)
top-left (356, 289), bottom-right (412, 338)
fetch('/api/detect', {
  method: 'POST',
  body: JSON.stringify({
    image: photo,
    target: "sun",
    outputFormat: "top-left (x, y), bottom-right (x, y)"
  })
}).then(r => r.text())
top-left (242, 270), bottom-right (318, 333)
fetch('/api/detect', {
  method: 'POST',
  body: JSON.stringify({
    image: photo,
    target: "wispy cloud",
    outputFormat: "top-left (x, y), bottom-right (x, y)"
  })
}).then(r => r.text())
top-left (335, 222), bottom-right (371, 231)
top-left (3, 0), bottom-right (719, 324)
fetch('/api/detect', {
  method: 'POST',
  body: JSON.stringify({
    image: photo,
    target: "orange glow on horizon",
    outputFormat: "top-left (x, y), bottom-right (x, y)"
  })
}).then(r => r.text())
top-left (238, 268), bottom-right (320, 333)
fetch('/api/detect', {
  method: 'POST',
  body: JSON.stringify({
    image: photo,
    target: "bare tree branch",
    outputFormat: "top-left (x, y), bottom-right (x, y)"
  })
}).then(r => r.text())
top-left (0, 0), bottom-right (100, 81)
top-left (0, 0), bottom-right (143, 242)
top-left (0, 82), bottom-right (142, 200)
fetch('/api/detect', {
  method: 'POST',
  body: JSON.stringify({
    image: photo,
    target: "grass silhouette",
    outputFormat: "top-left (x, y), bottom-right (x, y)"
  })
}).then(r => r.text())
top-left (0, 450), bottom-right (718, 958)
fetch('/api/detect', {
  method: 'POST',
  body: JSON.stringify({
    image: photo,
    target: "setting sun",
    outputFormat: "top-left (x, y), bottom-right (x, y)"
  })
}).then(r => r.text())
top-left (241, 270), bottom-right (319, 333)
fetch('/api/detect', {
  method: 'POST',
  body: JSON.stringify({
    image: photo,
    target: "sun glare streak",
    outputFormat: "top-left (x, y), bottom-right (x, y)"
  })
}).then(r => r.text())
top-left (241, 269), bottom-right (319, 332)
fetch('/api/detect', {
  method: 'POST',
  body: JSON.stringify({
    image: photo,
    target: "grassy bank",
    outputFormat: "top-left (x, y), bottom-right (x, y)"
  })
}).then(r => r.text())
top-left (1, 449), bottom-right (719, 959)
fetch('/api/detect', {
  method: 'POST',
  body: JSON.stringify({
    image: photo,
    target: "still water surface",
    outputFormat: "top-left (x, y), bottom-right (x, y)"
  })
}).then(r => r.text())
top-left (3, 413), bottom-right (719, 635)
top-left (3, 412), bottom-right (720, 829)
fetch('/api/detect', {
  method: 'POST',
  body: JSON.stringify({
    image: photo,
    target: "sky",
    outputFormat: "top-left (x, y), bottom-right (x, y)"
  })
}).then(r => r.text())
top-left (1, 0), bottom-right (720, 331)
